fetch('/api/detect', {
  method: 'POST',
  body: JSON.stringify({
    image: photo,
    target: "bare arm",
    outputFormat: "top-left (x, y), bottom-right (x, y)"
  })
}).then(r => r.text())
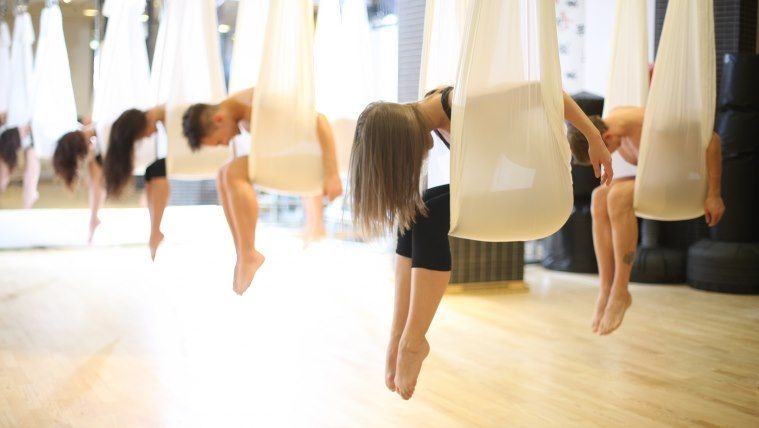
top-left (316, 114), bottom-right (343, 201)
top-left (562, 91), bottom-right (614, 184)
top-left (230, 87), bottom-right (255, 105)
top-left (704, 132), bottom-right (725, 226)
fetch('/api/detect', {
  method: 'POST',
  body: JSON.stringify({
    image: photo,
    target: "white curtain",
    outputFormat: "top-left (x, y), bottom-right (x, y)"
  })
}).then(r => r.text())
top-left (603, 0), bottom-right (648, 180)
top-left (634, 0), bottom-right (715, 221)
top-left (30, 4), bottom-right (78, 158)
top-left (92, 0), bottom-right (152, 168)
top-left (418, 0), bottom-right (470, 188)
top-left (449, 0), bottom-right (572, 242)
top-left (5, 12), bottom-right (34, 131)
top-left (314, 0), bottom-right (374, 174)
top-left (248, 0), bottom-right (322, 194)
top-left (151, 0), bottom-right (229, 178)
top-left (0, 22), bottom-right (11, 122)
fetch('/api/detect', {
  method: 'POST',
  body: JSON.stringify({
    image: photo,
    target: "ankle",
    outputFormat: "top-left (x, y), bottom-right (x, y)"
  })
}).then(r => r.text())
top-left (399, 335), bottom-right (427, 351)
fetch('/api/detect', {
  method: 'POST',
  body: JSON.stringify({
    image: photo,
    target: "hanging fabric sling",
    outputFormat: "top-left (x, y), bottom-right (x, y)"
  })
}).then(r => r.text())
top-left (6, 8), bottom-right (34, 130)
top-left (92, 0), bottom-right (152, 172)
top-left (449, 0), bottom-right (573, 242)
top-left (603, 0), bottom-right (649, 180)
top-left (0, 21), bottom-right (11, 122)
top-left (248, 0), bottom-right (322, 194)
top-left (314, 0), bottom-right (374, 174)
top-left (634, 0), bottom-right (715, 220)
top-left (151, 0), bottom-right (228, 178)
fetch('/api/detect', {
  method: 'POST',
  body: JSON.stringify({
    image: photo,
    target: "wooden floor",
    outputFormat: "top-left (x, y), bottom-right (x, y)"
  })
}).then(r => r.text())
top-left (0, 219), bottom-right (757, 427)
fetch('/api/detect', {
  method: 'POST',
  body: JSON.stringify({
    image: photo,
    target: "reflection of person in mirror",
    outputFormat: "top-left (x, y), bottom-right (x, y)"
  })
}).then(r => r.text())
top-left (568, 107), bottom-right (725, 336)
top-left (348, 86), bottom-right (611, 401)
top-left (182, 87), bottom-right (343, 296)
top-left (103, 105), bottom-right (167, 260)
top-left (0, 124), bottom-right (40, 209)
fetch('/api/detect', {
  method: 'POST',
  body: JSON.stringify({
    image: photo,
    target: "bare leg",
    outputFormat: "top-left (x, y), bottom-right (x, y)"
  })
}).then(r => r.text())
top-left (395, 267), bottom-right (450, 400)
top-left (146, 177), bottom-right (169, 261)
top-left (0, 161), bottom-right (10, 192)
top-left (590, 185), bottom-right (614, 332)
top-left (599, 179), bottom-right (636, 335)
top-left (86, 161), bottom-right (105, 244)
top-left (22, 148), bottom-right (40, 209)
top-left (216, 164), bottom-right (240, 283)
top-left (225, 156), bottom-right (264, 295)
top-left (386, 255), bottom-right (412, 392)
top-left (301, 195), bottom-right (326, 243)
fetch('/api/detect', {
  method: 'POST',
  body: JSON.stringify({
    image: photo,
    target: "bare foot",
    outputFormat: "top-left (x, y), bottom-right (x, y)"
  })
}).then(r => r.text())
top-left (233, 251), bottom-right (265, 295)
top-left (149, 231), bottom-right (164, 261)
top-left (598, 288), bottom-right (632, 335)
top-left (591, 287), bottom-right (611, 333)
top-left (23, 190), bottom-right (39, 209)
top-left (394, 337), bottom-right (430, 400)
top-left (385, 336), bottom-right (402, 392)
top-left (88, 217), bottom-right (101, 244)
top-left (302, 227), bottom-right (327, 246)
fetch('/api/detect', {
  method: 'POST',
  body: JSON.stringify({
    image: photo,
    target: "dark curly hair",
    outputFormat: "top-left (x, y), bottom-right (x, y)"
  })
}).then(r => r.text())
top-left (182, 103), bottom-right (214, 152)
top-left (104, 109), bottom-right (147, 198)
top-left (567, 115), bottom-right (608, 165)
top-left (53, 131), bottom-right (89, 190)
top-left (0, 127), bottom-right (22, 172)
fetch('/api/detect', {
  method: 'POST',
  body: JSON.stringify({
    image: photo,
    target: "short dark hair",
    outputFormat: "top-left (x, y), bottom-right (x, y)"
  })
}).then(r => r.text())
top-left (567, 115), bottom-right (608, 165)
top-left (0, 127), bottom-right (22, 172)
top-left (182, 104), bottom-right (215, 152)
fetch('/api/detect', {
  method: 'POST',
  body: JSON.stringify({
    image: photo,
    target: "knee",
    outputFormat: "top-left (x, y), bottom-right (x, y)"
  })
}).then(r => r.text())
top-left (607, 186), bottom-right (634, 218)
top-left (591, 186), bottom-right (609, 218)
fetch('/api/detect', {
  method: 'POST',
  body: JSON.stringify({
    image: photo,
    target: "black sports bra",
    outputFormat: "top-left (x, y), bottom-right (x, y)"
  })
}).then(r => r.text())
top-left (424, 86), bottom-right (453, 149)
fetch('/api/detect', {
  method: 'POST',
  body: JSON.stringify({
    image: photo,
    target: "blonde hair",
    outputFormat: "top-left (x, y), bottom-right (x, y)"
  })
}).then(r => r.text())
top-left (349, 102), bottom-right (430, 238)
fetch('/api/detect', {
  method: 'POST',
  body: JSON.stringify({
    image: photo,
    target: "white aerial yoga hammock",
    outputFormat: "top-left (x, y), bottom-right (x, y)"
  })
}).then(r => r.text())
top-left (0, 21), bottom-right (11, 121)
top-left (314, 0), bottom-right (374, 174)
top-left (30, 2), bottom-right (79, 158)
top-left (248, 0), bottom-right (322, 194)
top-left (603, 0), bottom-right (649, 180)
top-left (91, 0), bottom-right (152, 171)
top-left (634, 0), bottom-right (715, 221)
top-left (449, 0), bottom-right (573, 242)
top-left (5, 9), bottom-right (34, 132)
top-left (418, 0), bottom-right (470, 188)
top-left (151, 0), bottom-right (228, 178)
top-left (228, 0), bottom-right (269, 157)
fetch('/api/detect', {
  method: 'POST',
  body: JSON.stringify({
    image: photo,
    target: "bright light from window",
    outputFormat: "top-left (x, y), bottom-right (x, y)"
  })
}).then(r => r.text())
top-left (89, 40), bottom-right (99, 50)
top-left (83, 9), bottom-right (99, 17)
top-left (62, 0), bottom-right (72, 3)
top-left (140, 14), bottom-right (149, 22)
top-left (218, 24), bottom-right (231, 34)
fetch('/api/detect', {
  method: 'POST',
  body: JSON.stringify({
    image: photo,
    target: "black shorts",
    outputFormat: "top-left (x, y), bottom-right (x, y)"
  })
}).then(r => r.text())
top-left (395, 184), bottom-right (451, 271)
top-left (94, 153), bottom-right (103, 166)
top-left (144, 158), bottom-right (166, 182)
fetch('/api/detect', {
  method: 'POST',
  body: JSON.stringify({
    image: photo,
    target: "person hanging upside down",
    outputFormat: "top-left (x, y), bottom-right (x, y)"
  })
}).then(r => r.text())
top-left (103, 106), bottom-right (168, 260)
top-left (0, 124), bottom-right (40, 208)
top-left (348, 86), bottom-right (613, 401)
top-left (567, 107), bottom-right (725, 336)
top-left (53, 123), bottom-right (106, 243)
top-left (181, 87), bottom-right (343, 295)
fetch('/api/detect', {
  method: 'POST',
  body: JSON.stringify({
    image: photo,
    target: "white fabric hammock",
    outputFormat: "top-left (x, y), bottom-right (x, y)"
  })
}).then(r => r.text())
top-left (634, 0), bottom-right (715, 221)
top-left (418, 0), bottom-right (470, 188)
top-left (5, 12), bottom-right (34, 131)
top-left (449, 0), bottom-right (572, 242)
top-left (248, 0), bottom-right (322, 194)
top-left (603, 0), bottom-right (649, 180)
top-left (30, 4), bottom-right (78, 158)
top-left (151, 0), bottom-right (228, 178)
top-left (314, 0), bottom-right (374, 174)
top-left (92, 0), bottom-right (152, 171)
top-left (0, 22), bottom-right (11, 120)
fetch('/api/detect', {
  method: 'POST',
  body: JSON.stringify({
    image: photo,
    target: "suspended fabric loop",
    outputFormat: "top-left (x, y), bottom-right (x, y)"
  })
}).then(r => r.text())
top-left (603, 0), bottom-right (649, 179)
top-left (30, 4), bottom-right (78, 158)
top-left (0, 22), bottom-right (11, 121)
top-left (5, 11), bottom-right (34, 131)
top-left (449, 0), bottom-right (573, 242)
top-left (92, 0), bottom-right (152, 170)
top-left (228, 0), bottom-right (269, 157)
top-left (418, 0), bottom-right (470, 187)
top-left (248, 0), bottom-right (322, 194)
top-left (314, 0), bottom-right (374, 174)
top-left (151, 0), bottom-right (228, 178)
top-left (634, 0), bottom-right (715, 221)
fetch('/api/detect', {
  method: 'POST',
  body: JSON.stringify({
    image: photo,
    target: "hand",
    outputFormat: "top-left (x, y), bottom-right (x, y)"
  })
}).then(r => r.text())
top-left (704, 195), bottom-right (725, 227)
top-left (323, 173), bottom-right (343, 202)
top-left (587, 134), bottom-right (613, 185)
